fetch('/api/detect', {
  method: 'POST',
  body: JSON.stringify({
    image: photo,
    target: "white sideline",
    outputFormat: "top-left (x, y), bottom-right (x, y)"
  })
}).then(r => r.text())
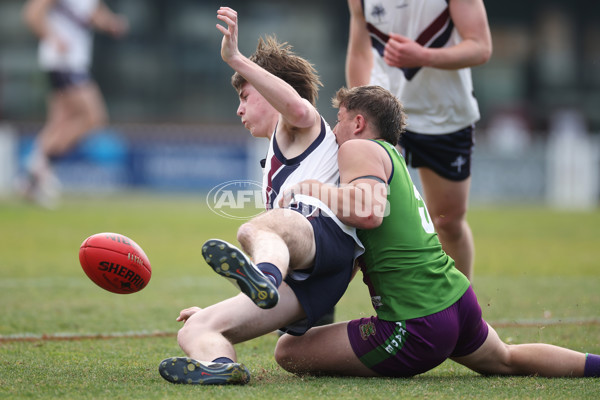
top-left (0, 330), bottom-right (175, 342)
top-left (1, 318), bottom-right (599, 342)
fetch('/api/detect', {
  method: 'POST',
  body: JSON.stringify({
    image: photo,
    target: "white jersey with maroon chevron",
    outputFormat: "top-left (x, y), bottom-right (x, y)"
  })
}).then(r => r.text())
top-left (261, 117), bottom-right (362, 251)
top-left (362, 0), bottom-right (480, 134)
top-left (39, 0), bottom-right (98, 72)
top-left (262, 117), bottom-right (339, 210)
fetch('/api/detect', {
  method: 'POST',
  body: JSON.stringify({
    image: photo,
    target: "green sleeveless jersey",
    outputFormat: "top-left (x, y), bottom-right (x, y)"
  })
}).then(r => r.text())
top-left (357, 140), bottom-right (470, 321)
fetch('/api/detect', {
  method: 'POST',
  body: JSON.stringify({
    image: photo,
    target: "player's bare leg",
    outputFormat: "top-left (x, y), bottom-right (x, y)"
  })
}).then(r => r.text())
top-left (204, 208), bottom-right (317, 309)
top-left (22, 82), bottom-right (107, 208)
top-left (159, 284), bottom-right (305, 385)
top-left (39, 82), bottom-right (107, 157)
top-left (238, 208), bottom-right (316, 270)
top-left (418, 168), bottom-right (474, 281)
top-left (452, 324), bottom-right (589, 377)
top-left (275, 322), bottom-right (378, 376)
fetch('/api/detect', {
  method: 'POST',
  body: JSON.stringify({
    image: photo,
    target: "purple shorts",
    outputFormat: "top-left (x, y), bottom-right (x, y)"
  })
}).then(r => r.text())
top-left (347, 286), bottom-right (488, 377)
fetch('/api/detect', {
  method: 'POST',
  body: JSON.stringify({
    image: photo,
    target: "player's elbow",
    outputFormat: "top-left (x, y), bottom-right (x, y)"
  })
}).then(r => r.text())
top-left (344, 212), bottom-right (383, 230)
top-left (22, 5), bottom-right (36, 30)
top-left (479, 46), bottom-right (492, 65)
top-left (349, 196), bottom-right (386, 229)
top-left (287, 103), bottom-right (316, 129)
top-left (475, 40), bottom-right (493, 65)
top-left (357, 214), bottom-right (383, 230)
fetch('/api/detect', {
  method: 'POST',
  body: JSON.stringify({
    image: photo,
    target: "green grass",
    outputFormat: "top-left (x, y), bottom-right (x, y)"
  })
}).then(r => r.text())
top-left (1, 193), bottom-right (599, 399)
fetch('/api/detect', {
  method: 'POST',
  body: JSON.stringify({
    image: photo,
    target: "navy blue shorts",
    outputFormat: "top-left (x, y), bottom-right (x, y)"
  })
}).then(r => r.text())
top-left (280, 209), bottom-right (356, 336)
top-left (399, 126), bottom-right (475, 181)
top-left (47, 71), bottom-right (93, 91)
top-left (347, 286), bottom-right (488, 377)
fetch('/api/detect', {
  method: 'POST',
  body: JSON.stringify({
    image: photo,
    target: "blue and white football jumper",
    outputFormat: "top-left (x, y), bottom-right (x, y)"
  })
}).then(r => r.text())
top-left (262, 117), bottom-right (363, 257)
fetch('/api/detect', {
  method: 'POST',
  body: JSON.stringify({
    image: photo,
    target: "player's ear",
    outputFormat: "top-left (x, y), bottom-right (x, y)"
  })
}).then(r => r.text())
top-left (354, 114), bottom-right (367, 137)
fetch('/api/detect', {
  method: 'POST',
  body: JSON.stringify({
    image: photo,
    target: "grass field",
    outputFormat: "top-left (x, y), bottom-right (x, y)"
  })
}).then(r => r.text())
top-left (1, 193), bottom-right (599, 399)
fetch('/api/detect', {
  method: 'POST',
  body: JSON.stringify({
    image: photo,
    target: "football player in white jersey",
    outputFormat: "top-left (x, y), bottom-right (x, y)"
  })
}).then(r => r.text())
top-left (346, 0), bottom-right (492, 281)
top-left (158, 7), bottom-right (362, 386)
top-left (21, 0), bottom-right (128, 207)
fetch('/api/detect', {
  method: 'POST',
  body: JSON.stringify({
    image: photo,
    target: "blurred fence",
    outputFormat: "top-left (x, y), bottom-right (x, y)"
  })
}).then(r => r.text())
top-left (1, 122), bottom-right (598, 210)
top-left (2, 123), bottom-right (261, 194)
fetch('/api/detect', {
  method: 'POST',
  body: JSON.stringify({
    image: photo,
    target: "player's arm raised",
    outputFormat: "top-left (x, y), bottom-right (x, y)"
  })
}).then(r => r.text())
top-left (346, 0), bottom-right (373, 87)
top-left (216, 7), bottom-right (319, 130)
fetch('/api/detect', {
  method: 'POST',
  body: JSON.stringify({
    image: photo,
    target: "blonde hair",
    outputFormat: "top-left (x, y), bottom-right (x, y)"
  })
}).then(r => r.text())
top-left (333, 85), bottom-right (406, 145)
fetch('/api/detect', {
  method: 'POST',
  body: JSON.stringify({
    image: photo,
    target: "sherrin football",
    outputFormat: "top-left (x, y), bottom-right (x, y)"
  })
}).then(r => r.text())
top-left (79, 232), bottom-right (151, 294)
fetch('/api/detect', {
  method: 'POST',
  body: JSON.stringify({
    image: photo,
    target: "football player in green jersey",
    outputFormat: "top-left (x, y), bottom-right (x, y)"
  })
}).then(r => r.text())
top-left (275, 85), bottom-right (600, 379)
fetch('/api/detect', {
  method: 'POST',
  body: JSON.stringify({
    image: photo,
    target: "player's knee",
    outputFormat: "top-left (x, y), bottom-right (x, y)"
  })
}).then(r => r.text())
top-left (76, 99), bottom-right (107, 130)
top-left (176, 324), bottom-right (193, 350)
top-left (88, 108), bottom-right (108, 129)
top-left (431, 212), bottom-right (465, 237)
top-left (176, 318), bottom-right (214, 355)
top-left (500, 344), bottom-right (521, 374)
top-left (274, 336), bottom-right (300, 372)
top-left (236, 222), bottom-right (256, 250)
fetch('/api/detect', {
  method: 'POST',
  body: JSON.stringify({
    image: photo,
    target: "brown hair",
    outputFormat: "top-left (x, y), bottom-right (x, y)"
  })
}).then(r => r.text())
top-left (231, 35), bottom-right (322, 106)
top-left (333, 85), bottom-right (406, 145)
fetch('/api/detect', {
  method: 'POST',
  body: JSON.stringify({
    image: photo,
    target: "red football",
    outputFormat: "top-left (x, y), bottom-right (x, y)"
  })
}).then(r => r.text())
top-left (79, 232), bottom-right (152, 294)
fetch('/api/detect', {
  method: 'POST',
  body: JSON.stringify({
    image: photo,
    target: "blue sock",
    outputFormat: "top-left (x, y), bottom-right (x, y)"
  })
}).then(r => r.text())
top-left (256, 262), bottom-right (282, 288)
top-left (584, 353), bottom-right (600, 377)
top-left (212, 357), bottom-right (234, 364)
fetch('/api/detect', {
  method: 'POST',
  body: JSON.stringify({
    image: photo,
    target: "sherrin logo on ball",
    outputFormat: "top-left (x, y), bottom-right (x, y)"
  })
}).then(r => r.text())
top-left (79, 232), bottom-right (152, 294)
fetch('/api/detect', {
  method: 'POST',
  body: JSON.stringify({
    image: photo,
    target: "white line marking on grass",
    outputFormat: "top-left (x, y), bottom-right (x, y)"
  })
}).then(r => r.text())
top-left (1, 318), bottom-right (599, 342)
top-left (490, 317), bottom-right (600, 328)
top-left (0, 330), bottom-right (176, 342)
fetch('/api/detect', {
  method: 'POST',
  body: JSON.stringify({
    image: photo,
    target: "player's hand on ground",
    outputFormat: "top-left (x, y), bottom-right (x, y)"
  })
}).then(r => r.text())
top-left (176, 306), bottom-right (202, 322)
top-left (216, 7), bottom-right (241, 64)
